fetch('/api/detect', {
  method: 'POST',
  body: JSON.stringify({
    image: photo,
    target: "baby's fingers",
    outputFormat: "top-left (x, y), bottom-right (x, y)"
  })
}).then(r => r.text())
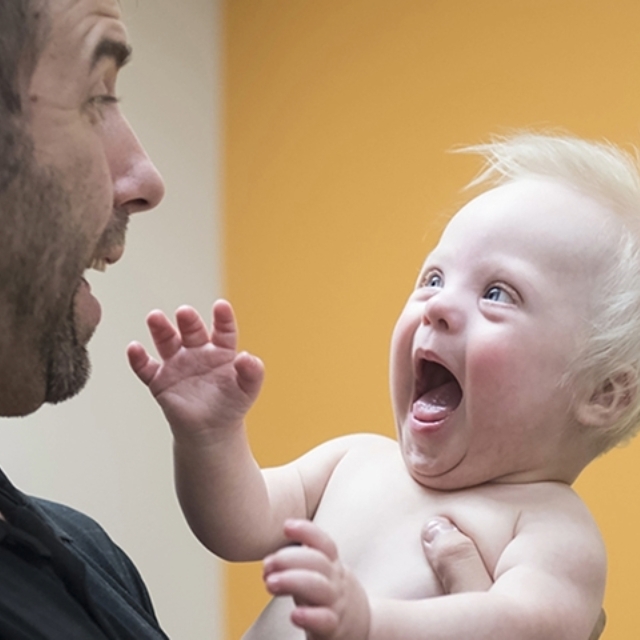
top-left (145, 310), bottom-right (183, 360)
top-left (211, 299), bottom-right (239, 351)
top-left (290, 606), bottom-right (338, 638)
top-left (127, 342), bottom-right (161, 386)
top-left (283, 519), bottom-right (339, 562)
top-left (234, 351), bottom-right (264, 399)
top-left (265, 567), bottom-right (334, 606)
top-left (175, 305), bottom-right (211, 348)
top-left (263, 544), bottom-right (332, 581)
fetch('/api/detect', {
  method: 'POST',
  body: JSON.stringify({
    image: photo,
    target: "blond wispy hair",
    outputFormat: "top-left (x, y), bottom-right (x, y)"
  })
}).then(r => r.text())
top-left (459, 132), bottom-right (640, 452)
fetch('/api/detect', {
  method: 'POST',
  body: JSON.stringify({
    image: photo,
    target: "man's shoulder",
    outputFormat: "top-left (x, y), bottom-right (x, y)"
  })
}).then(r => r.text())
top-left (30, 496), bottom-right (117, 554)
top-left (27, 495), bottom-right (168, 637)
top-left (29, 497), bottom-right (153, 601)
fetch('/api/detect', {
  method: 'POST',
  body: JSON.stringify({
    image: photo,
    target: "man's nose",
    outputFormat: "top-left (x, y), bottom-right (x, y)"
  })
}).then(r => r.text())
top-left (109, 114), bottom-right (166, 214)
top-left (422, 291), bottom-right (464, 333)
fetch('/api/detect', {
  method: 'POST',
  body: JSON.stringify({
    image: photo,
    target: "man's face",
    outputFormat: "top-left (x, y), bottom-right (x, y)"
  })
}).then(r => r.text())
top-left (389, 178), bottom-right (617, 490)
top-left (0, 0), bottom-right (165, 415)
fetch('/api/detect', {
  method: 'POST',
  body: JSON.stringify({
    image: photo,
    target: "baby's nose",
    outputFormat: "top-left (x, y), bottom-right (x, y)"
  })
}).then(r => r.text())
top-left (422, 293), bottom-right (464, 333)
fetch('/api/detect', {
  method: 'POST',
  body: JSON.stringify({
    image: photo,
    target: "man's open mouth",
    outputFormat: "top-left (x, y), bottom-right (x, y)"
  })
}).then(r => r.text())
top-left (413, 359), bottom-right (463, 420)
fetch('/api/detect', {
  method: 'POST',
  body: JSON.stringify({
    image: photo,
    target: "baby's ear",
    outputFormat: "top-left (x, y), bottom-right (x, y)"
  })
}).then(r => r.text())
top-left (576, 368), bottom-right (637, 428)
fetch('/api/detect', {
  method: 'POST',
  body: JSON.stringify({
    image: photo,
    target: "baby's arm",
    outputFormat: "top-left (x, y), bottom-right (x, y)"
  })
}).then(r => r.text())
top-left (127, 301), bottom-right (353, 560)
top-left (371, 509), bottom-right (606, 640)
top-left (127, 300), bottom-right (272, 557)
top-left (264, 503), bottom-right (605, 640)
top-left (421, 519), bottom-right (606, 640)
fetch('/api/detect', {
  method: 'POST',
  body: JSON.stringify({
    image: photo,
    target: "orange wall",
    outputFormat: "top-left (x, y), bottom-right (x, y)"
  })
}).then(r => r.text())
top-left (223, 2), bottom-right (640, 638)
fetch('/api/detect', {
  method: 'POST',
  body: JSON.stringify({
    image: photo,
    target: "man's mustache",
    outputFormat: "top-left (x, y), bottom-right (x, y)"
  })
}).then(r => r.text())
top-left (94, 207), bottom-right (129, 259)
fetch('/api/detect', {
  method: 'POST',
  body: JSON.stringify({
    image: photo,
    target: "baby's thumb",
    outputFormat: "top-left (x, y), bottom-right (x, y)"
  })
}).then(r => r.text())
top-left (234, 351), bottom-right (264, 400)
top-left (126, 341), bottom-right (159, 387)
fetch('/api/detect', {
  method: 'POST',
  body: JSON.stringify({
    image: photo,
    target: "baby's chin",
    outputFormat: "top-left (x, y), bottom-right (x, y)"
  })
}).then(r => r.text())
top-left (403, 454), bottom-right (527, 492)
top-left (402, 450), bottom-right (470, 491)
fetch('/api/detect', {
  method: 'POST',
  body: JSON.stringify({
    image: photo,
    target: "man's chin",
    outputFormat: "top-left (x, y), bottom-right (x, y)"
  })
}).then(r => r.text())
top-left (43, 301), bottom-right (93, 404)
top-left (0, 381), bottom-right (48, 417)
top-left (45, 344), bottom-right (91, 404)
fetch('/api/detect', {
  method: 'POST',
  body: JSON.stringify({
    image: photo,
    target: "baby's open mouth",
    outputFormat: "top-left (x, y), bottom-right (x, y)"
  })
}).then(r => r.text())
top-left (413, 360), bottom-right (462, 420)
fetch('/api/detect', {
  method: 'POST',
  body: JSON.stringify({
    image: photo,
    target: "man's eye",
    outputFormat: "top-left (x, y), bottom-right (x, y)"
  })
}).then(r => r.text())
top-left (85, 94), bottom-right (121, 124)
top-left (483, 286), bottom-right (513, 303)
top-left (90, 94), bottom-right (121, 107)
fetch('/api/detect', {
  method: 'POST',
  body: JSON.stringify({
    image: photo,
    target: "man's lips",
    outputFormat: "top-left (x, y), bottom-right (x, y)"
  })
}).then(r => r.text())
top-left (74, 277), bottom-right (102, 343)
top-left (88, 244), bottom-right (125, 272)
top-left (76, 243), bottom-right (124, 339)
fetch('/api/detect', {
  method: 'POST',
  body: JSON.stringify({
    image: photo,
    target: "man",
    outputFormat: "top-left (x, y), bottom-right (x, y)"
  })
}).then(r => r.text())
top-left (0, 1), bottom-right (602, 639)
top-left (0, 0), bottom-right (167, 637)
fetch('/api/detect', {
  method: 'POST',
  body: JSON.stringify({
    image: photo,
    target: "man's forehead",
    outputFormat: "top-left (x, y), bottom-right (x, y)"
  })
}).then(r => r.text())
top-left (47, 0), bottom-right (122, 17)
top-left (45, 0), bottom-right (126, 42)
top-left (42, 0), bottom-right (129, 60)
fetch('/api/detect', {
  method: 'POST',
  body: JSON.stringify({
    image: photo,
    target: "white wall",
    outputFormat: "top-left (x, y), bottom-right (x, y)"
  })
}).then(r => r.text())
top-left (0, 1), bottom-right (223, 638)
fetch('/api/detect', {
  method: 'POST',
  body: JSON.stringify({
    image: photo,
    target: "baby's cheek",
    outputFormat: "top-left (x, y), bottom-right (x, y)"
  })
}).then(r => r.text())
top-left (466, 340), bottom-right (523, 398)
top-left (389, 324), bottom-right (416, 408)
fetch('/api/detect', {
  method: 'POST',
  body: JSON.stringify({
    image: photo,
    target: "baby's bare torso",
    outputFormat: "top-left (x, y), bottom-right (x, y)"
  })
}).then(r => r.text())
top-left (243, 434), bottom-right (582, 639)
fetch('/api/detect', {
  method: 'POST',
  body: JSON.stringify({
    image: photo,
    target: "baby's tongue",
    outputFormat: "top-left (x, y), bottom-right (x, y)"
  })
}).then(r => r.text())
top-left (413, 381), bottom-right (462, 423)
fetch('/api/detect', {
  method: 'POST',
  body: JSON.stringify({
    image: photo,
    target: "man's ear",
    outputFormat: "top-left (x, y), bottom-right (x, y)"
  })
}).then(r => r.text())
top-left (576, 368), bottom-right (637, 427)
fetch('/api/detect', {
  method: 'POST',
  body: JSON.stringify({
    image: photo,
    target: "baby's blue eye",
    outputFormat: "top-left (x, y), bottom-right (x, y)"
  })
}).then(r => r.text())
top-left (423, 273), bottom-right (443, 288)
top-left (484, 286), bottom-right (513, 303)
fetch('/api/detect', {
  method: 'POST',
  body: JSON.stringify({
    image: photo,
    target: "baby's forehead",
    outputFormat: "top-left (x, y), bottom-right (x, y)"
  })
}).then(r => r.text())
top-left (449, 178), bottom-right (615, 239)
top-left (421, 178), bottom-right (620, 271)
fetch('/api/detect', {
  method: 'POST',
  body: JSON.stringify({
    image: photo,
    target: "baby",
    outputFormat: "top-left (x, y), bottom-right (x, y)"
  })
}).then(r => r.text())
top-left (128, 133), bottom-right (640, 640)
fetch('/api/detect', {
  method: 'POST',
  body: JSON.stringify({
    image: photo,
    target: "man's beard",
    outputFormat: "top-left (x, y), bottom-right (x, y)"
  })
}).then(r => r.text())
top-left (0, 133), bottom-right (91, 409)
top-left (42, 290), bottom-right (90, 404)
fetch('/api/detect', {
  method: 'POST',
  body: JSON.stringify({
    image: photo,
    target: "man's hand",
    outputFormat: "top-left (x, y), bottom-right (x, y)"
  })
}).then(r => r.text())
top-left (127, 299), bottom-right (263, 441)
top-left (263, 519), bottom-right (370, 640)
top-left (421, 516), bottom-right (493, 593)
top-left (421, 516), bottom-right (606, 640)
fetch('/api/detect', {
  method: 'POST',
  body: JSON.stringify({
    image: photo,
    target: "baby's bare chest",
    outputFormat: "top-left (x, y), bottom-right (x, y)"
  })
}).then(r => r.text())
top-left (244, 443), bottom-right (532, 639)
top-left (312, 453), bottom-right (521, 599)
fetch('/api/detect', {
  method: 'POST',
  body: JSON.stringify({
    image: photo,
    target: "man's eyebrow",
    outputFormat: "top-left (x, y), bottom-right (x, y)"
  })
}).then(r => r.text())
top-left (91, 38), bottom-right (132, 71)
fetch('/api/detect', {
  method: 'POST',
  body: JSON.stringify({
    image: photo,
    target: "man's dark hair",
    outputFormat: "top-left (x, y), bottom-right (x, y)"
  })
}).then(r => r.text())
top-left (0, 0), bottom-right (48, 190)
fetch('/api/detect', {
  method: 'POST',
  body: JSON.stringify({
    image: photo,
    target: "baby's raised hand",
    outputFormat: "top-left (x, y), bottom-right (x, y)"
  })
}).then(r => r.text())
top-left (127, 300), bottom-right (263, 441)
top-left (263, 519), bottom-right (370, 640)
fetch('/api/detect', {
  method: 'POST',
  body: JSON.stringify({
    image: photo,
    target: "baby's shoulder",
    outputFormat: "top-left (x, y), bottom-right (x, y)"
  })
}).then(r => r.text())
top-left (448, 482), bottom-right (603, 575)
top-left (309, 432), bottom-right (404, 479)
top-left (334, 432), bottom-right (401, 463)
top-left (296, 433), bottom-right (399, 481)
top-left (473, 481), bottom-right (601, 543)
top-left (453, 481), bottom-right (596, 536)
top-left (519, 482), bottom-right (599, 528)
top-left (474, 480), bottom-right (587, 513)
top-left (317, 432), bottom-right (398, 457)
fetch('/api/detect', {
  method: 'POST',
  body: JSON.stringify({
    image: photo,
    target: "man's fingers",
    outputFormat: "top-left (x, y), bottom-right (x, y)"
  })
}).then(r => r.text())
top-left (422, 517), bottom-right (606, 640)
top-left (422, 517), bottom-right (493, 593)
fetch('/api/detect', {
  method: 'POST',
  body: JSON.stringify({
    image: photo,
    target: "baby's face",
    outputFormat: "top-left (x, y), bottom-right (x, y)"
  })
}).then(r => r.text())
top-left (390, 177), bottom-right (616, 490)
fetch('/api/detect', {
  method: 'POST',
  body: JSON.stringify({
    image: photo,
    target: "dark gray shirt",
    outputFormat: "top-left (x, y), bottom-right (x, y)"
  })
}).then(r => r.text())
top-left (0, 469), bottom-right (169, 640)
